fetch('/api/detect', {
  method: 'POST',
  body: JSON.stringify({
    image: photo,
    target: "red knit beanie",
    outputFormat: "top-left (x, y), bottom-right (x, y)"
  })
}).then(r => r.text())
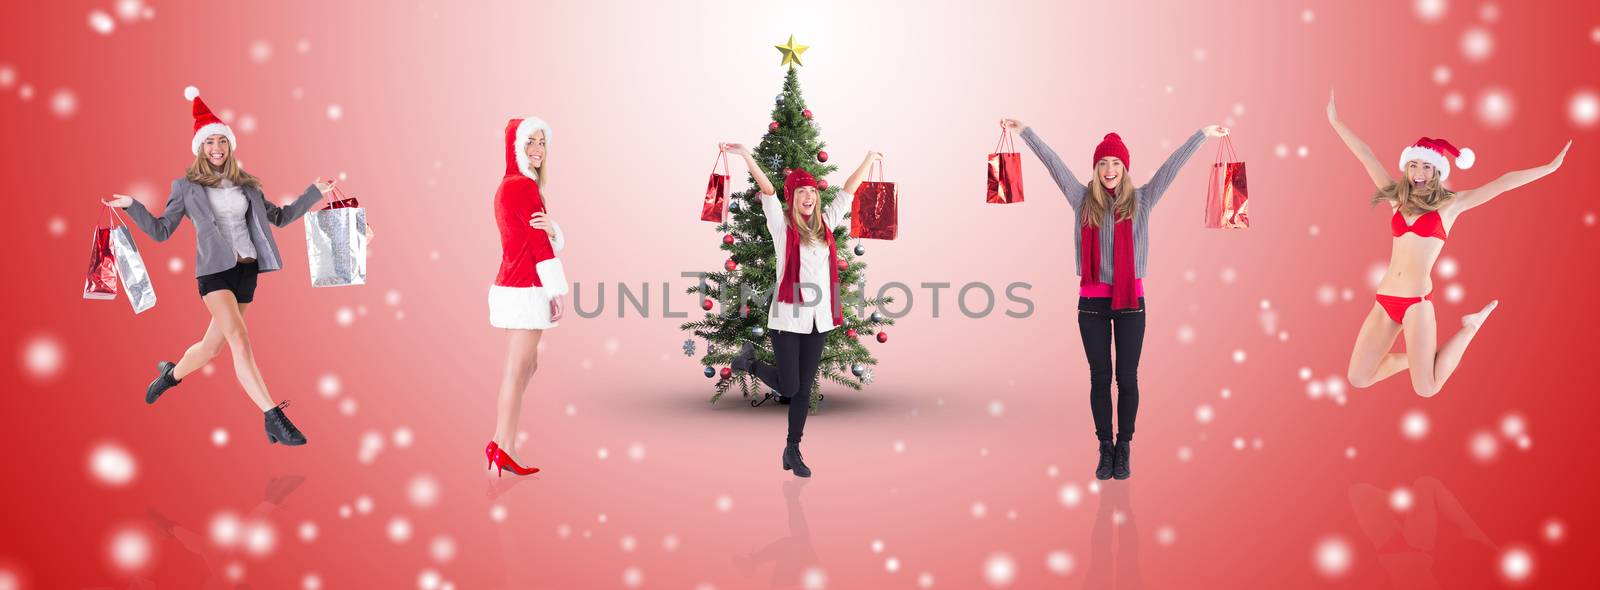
top-left (1093, 133), bottom-right (1130, 171)
top-left (783, 168), bottom-right (819, 205)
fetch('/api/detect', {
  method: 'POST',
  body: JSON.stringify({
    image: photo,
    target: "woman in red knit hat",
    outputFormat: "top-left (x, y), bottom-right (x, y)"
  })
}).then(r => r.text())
top-left (722, 141), bottom-right (882, 478)
top-left (1328, 92), bottom-right (1569, 398)
top-left (484, 116), bottom-right (569, 476)
top-left (1003, 117), bottom-right (1228, 481)
top-left (103, 86), bottom-right (352, 447)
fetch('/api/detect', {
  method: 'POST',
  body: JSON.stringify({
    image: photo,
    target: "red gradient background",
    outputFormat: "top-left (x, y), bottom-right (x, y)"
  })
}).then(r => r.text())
top-left (3, 1), bottom-right (1598, 588)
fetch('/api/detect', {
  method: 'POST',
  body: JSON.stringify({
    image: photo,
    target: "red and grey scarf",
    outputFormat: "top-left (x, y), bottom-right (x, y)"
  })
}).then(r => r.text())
top-left (1081, 209), bottom-right (1138, 310)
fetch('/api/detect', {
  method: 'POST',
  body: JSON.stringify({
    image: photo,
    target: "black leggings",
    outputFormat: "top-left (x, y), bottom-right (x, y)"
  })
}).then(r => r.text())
top-left (1078, 297), bottom-right (1146, 443)
top-left (750, 327), bottom-right (826, 444)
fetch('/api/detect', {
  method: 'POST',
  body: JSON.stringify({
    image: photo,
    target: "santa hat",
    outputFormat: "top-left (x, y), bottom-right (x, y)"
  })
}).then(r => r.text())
top-left (783, 168), bottom-right (819, 205)
top-left (514, 117), bottom-right (553, 180)
top-left (1398, 137), bottom-right (1474, 182)
top-left (1093, 132), bottom-right (1131, 171)
top-left (184, 86), bottom-right (236, 155)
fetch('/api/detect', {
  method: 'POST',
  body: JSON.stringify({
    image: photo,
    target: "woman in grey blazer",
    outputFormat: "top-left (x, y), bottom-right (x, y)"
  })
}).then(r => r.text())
top-left (103, 86), bottom-right (336, 446)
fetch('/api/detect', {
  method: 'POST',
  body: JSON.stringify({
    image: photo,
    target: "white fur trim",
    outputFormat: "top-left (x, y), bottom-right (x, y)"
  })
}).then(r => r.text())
top-left (184, 85), bottom-right (201, 101)
top-left (192, 122), bottom-right (237, 155)
top-left (536, 257), bottom-right (569, 297)
top-left (1399, 145), bottom-right (1452, 182)
top-left (1455, 147), bottom-right (1475, 169)
top-left (514, 117), bottom-right (552, 180)
top-left (548, 220), bottom-right (566, 253)
top-left (488, 285), bottom-right (559, 329)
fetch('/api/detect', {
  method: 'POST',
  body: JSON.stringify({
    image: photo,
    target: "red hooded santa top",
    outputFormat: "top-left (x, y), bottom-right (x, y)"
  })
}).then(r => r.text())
top-left (489, 117), bottom-right (568, 329)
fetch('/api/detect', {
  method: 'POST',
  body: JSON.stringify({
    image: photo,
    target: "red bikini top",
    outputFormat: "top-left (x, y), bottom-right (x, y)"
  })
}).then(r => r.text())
top-left (1391, 209), bottom-right (1448, 241)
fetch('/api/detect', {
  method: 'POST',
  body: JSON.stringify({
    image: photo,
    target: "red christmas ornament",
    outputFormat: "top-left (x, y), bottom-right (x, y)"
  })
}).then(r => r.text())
top-left (846, 329), bottom-right (858, 339)
top-left (725, 259), bottom-right (738, 272)
top-left (722, 234), bottom-right (735, 245)
top-left (740, 305), bottom-right (750, 317)
top-left (817, 179), bottom-right (829, 190)
top-left (817, 150), bottom-right (829, 163)
top-left (720, 367), bottom-right (733, 378)
top-left (701, 298), bottom-right (714, 311)
top-left (876, 331), bottom-right (889, 343)
top-left (802, 108), bottom-right (813, 120)
top-left (769, 121), bottom-right (779, 132)
top-left (783, 167), bottom-right (793, 177)
top-left (836, 258), bottom-right (847, 271)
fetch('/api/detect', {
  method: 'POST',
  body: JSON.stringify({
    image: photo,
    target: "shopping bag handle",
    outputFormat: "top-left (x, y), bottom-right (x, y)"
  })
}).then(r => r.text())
top-left (869, 158), bottom-right (888, 182)
top-left (993, 125), bottom-right (1018, 154)
top-left (1213, 135), bottom-right (1238, 165)
top-left (710, 149), bottom-right (730, 176)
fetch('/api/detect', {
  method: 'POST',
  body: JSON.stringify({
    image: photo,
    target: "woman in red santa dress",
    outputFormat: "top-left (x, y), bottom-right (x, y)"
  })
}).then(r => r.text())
top-left (485, 116), bottom-right (569, 476)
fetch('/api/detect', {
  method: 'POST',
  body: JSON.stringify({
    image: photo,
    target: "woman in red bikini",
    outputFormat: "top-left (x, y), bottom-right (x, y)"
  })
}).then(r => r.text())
top-left (1329, 92), bottom-right (1569, 397)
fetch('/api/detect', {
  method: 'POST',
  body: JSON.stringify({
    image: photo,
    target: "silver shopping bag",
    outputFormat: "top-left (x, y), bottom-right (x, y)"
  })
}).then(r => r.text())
top-left (304, 185), bottom-right (368, 288)
top-left (108, 212), bottom-right (157, 314)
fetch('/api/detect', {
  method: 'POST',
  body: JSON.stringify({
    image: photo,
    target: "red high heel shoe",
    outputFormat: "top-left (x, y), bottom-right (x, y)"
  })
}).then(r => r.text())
top-left (491, 447), bottom-right (540, 477)
top-left (485, 441), bottom-right (499, 470)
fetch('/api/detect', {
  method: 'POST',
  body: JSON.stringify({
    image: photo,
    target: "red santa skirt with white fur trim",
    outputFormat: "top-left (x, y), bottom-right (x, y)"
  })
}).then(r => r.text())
top-left (488, 285), bottom-right (560, 330)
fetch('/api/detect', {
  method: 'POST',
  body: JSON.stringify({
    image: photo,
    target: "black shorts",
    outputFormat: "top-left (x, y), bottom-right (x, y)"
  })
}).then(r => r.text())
top-left (197, 261), bottom-right (260, 303)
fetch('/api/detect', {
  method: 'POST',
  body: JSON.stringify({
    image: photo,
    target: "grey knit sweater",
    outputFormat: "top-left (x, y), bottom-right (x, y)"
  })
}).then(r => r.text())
top-left (1021, 127), bottom-right (1207, 283)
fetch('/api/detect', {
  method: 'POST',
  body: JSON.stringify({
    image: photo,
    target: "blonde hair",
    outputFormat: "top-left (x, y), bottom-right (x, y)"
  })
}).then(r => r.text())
top-left (787, 187), bottom-right (829, 246)
top-left (525, 133), bottom-right (550, 192)
top-left (186, 143), bottom-right (261, 189)
top-left (1081, 175), bottom-right (1137, 227)
top-left (1372, 175), bottom-right (1455, 216)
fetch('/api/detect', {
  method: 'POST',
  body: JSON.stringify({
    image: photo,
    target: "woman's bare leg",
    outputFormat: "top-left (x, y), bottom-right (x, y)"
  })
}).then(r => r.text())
top-left (1403, 300), bottom-right (1497, 397)
top-left (1348, 303), bottom-right (1407, 388)
top-left (199, 291), bottom-right (276, 411)
top-left (493, 329), bottom-right (544, 464)
top-left (172, 303), bottom-right (248, 380)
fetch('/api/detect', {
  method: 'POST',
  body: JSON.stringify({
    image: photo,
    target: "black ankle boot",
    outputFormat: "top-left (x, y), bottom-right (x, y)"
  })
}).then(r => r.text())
top-left (1112, 441), bottom-right (1132, 480)
top-left (264, 401), bottom-right (307, 446)
top-left (146, 361), bottom-right (180, 405)
top-left (731, 342), bottom-right (756, 373)
top-left (782, 443), bottom-right (811, 478)
top-left (1095, 441), bottom-right (1115, 480)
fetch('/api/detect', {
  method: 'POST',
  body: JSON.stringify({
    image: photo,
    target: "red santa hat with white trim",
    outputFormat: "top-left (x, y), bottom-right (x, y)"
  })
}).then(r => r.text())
top-left (184, 86), bottom-right (236, 155)
top-left (1398, 137), bottom-right (1474, 182)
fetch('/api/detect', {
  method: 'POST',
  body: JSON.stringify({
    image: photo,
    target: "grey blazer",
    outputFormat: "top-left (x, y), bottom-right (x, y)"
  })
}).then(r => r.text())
top-left (126, 178), bottom-right (323, 277)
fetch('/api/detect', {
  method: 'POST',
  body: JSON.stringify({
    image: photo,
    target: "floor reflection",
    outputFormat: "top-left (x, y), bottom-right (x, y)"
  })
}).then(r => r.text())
top-left (1084, 481), bottom-right (1142, 589)
top-left (736, 479), bottom-right (818, 588)
top-left (134, 475), bottom-right (305, 589)
top-left (1348, 476), bottom-right (1498, 590)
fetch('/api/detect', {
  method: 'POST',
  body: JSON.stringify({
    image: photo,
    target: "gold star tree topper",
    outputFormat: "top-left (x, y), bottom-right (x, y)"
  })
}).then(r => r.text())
top-left (775, 35), bottom-right (809, 67)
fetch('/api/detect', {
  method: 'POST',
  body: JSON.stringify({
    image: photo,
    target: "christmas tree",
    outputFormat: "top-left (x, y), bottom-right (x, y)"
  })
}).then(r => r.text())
top-left (682, 38), bottom-right (895, 410)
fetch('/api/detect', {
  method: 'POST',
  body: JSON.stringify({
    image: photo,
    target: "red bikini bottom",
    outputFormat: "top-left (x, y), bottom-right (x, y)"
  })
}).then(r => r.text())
top-left (1375, 292), bottom-right (1434, 324)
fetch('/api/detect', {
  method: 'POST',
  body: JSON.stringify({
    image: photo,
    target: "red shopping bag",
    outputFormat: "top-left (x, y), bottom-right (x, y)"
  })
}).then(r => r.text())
top-left (83, 207), bottom-right (119, 300)
top-left (987, 128), bottom-right (1024, 204)
top-left (1204, 136), bottom-right (1249, 229)
top-left (701, 151), bottom-right (730, 223)
top-left (851, 160), bottom-right (898, 240)
top-left (322, 182), bottom-right (360, 210)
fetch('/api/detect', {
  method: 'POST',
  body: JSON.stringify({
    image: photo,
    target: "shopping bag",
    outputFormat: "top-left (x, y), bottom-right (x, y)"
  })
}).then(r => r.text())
top-left (701, 150), bottom-right (730, 223)
top-left (987, 128), bottom-right (1024, 204)
top-left (82, 208), bottom-right (119, 300)
top-left (108, 209), bottom-right (156, 314)
top-left (1204, 136), bottom-right (1249, 229)
top-left (850, 160), bottom-right (898, 240)
top-left (304, 183), bottom-right (368, 287)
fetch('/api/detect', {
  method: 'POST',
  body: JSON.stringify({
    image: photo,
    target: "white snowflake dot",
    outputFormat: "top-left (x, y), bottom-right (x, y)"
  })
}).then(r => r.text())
top-left (1314, 536), bottom-right (1354, 578)
top-left (1414, 0), bottom-right (1447, 21)
top-left (1570, 91), bottom-right (1599, 127)
top-left (984, 553), bottom-right (1016, 587)
top-left (88, 10), bottom-right (116, 35)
